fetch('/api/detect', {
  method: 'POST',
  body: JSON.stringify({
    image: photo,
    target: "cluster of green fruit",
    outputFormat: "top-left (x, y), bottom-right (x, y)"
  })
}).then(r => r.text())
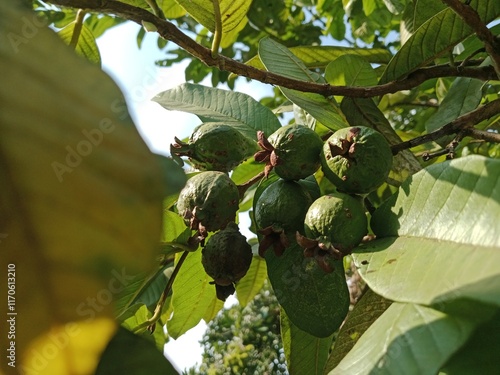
top-left (173, 123), bottom-right (393, 300)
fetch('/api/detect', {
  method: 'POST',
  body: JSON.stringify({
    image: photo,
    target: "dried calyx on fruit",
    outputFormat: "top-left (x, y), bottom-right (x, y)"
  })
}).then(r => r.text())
top-left (320, 126), bottom-right (393, 194)
top-left (171, 123), bottom-right (258, 172)
top-left (176, 171), bottom-right (239, 245)
top-left (201, 222), bottom-right (253, 301)
top-left (254, 179), bottom-right (314, 257)
top-left (254, 124), bottom-right (323, 180)
top-left (297, 192), bottom-right (368, 272)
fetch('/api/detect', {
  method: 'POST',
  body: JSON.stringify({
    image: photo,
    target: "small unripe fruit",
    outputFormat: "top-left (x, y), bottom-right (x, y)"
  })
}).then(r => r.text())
top-left (255, 125), bottom-right (323, 180)
top-left (320, 126), bottom-right (393, 194)
top-left (202, 222), bottom-right (253, 300)
top-left (304, 192), bottom-right (368, 254)
top-left (176, 171), bottom-right (239, 233)
top-left (254, 179), bottom-right (314, 256)
top-left (171, 123), bottom-right (258, 172)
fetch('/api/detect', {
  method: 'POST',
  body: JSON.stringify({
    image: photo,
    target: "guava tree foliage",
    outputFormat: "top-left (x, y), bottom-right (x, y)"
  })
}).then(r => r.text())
top-left (11, 0), bottom-right (500, 374)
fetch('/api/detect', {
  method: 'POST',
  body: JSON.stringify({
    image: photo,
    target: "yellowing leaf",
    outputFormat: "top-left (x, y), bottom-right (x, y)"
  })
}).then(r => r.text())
top-left (0, 3), bottom-right (185, 374)
top-left (20, 319), bottom-right (116, 375)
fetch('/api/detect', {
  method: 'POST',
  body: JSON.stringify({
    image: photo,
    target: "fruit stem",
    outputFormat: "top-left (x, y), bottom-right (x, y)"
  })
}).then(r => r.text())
top-left (237, 170), bottom-right (266, 198)
top-left (69, 9), bottom-right (86, 50)
top-left (133, 250), bottom-right (189, 333)
top-left (211, 0), bottom-right (222, 58)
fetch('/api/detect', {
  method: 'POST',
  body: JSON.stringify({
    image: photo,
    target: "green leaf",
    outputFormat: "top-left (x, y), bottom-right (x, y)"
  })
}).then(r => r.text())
top-left (152, 83), bottom-right (281, 139)
top-left (161, 210), bottom-right (191, 256)
top-left (162, 0), bottom-right (187, 18)
top-left (354, 156), bottom-right (500, 309)
top-left (235, 256), bottom-right (267, 307)
top-left (58, 21), bottom-right (101, 65)
top-left (329, 302), bottom-right (482, 375)
top-left (281, 309), bottom-right (333, 375)
top-left (167, 250), bottom-right (222, 338)
top-left (280, 89), bottom-right (348, 131)
top-left (175, 0), bottom-right (252, 32)
top-left (96, 327), bottom-right (178, 375)
top-left (380, 0), bottom-right (500, 83)
top-left (85, 14), bottom-right (125, 39)
top-left (325, 54), bottom-right (378, 88)
top-left (258, 37), bottom-right (348, 131)
top-left (265, 243), bottom-right (350, 338)
top-left (440, 310), bottom-right (500, 374)
top-left (426, 77), bottom-right (484, 133)
top-left (115, 264), bottom-right (174, 315)
top-left (325, 289), bottom-right (392, 372)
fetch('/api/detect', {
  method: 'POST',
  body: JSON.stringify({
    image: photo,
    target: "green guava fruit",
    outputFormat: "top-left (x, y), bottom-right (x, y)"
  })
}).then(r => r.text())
top-left (320, 126), bottom-right (393, 194)
top-left (254, 178), bottom-right (314, 256)
top-left (176, 171), bottom-right (239, 235)
top-left (171, 123), bottom-right (258, 172)
top-left (201, 222), bottom-right (253, 300)
top-left (298, 192), bottom-right (367, 271)
top-left (254, 124), bottom-right (323, 180)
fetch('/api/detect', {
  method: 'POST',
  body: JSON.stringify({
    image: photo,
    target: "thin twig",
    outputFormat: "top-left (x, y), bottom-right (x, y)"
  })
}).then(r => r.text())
top-left (466, 128), bottom-right (500, 143)
top-left (391, 98), bottom-right (500, 154)
top-left (132, 250), bottom-right (189, 333)
top-left (46, 0), bottom-right (498, 98)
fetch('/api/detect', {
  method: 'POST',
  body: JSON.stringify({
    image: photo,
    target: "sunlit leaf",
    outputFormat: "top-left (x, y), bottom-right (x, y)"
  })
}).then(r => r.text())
top-left (354, 156), bottom-right (500, 309)
top-left (325, 54), bottom-right (378, 88)
top-left (152, 83), bottom-right (281, 139)
top-left (167, 250), bottom-right (222, 338)
top-left (175, 0), bottom-right (252, 32)
top-left (329, 303), bottom-right (483, 375)
top-left (162, 0), bottom-right (187, 18)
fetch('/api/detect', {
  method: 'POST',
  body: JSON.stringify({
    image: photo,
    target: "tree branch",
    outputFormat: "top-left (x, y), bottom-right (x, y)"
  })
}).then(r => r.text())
top-left (391, 98), bottom-right (500, 154)
top-left (48, 0), bottom-right (497, 98)
top-left (441, 0), bottom-right (500, 78)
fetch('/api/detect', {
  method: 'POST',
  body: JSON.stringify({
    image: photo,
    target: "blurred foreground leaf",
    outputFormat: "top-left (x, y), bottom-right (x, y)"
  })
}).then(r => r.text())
top-left (0, 3), bottom-right (185, 374)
